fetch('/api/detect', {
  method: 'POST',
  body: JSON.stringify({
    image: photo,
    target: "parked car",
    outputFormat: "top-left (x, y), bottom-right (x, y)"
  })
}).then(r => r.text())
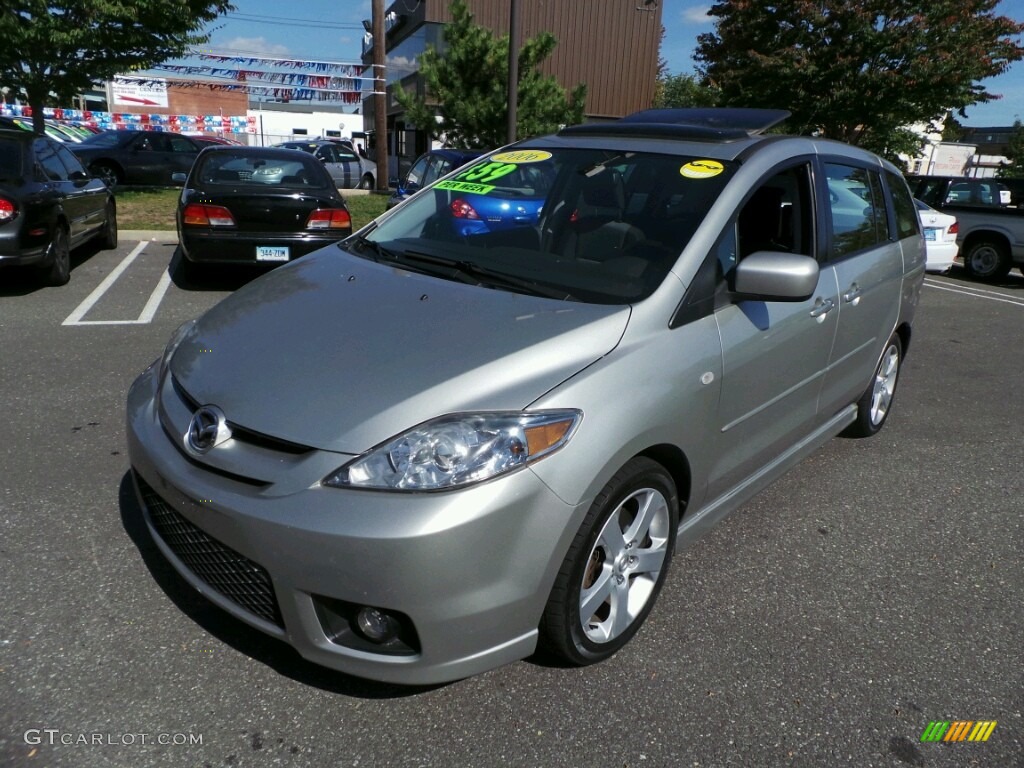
top-left (0, 128), bottom-right (117, 285)
top-left (906, 175), bottom-right (1024, 280)
top-left (70, 130), bottom-right (203, 187)
top-left (275, 139), bottom-right (375, 190)
top-left (915, 199), bottom-right (958, 273)
top-left (430, 155), bottom-right (554, 236)
top-left (127, 108), bottom-right (924, 685)
top-left (172, 145), bottom-right (352, 280)
top-left (386, 148), bottom-right (484, 209)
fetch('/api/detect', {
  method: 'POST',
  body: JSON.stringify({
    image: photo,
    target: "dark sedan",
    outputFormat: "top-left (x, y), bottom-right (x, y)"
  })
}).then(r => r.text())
top-left (173, 146), bottom-right (352, 280)
top-left (0, 128), bottom-right (117, 286)
top-left (70, 130), bottom-right (203, 187)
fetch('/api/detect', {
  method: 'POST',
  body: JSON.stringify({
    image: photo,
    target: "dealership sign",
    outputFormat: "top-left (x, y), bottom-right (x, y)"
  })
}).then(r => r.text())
top-left (112, 78), bottom-right (169, 108)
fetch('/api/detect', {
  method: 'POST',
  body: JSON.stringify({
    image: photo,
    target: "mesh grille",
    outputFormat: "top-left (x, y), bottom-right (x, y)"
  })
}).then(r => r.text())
top-left (136, 473), bottom-right (284, 629)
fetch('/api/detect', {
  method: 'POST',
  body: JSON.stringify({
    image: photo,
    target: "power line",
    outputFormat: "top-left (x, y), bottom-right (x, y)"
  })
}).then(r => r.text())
top-left (226, 12), bottom-right (365, 30)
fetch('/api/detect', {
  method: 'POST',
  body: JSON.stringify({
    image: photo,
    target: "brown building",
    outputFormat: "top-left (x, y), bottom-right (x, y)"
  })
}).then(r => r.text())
top-left (362, 0), bottom-right (663, 176)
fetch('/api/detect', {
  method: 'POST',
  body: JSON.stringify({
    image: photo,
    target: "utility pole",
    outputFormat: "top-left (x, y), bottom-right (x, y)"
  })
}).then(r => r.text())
top-left (507, 0), bottom-right (519, 144)
top-left (372, 0), bottom-right (389, 192)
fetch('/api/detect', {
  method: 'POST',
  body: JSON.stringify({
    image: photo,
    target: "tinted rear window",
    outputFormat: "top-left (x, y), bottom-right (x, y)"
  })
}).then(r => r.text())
top-left (0, 138), bottom-right (24, 177)
top-left (195, 152), bottom-right (329, 189)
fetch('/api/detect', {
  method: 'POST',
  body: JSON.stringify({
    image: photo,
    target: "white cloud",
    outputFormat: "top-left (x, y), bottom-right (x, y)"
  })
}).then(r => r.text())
top-left (221, 36), bottom-right (291, 57)
top-left (681, 6), bottom-right (712, 24)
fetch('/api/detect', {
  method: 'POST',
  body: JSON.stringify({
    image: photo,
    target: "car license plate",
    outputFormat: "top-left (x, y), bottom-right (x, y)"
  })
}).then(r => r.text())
top-left (256, 246), bottom-right (289, 262)
top-left (923, 228), bottom-right (938, 241)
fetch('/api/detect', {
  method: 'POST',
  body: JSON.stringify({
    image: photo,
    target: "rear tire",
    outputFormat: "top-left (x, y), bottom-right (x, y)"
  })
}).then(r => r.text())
top-left (963, 239), bottom-right (1011, 281)
top-left (843, 334), bottom-right (902, 438)
top-left (360, 174), bottom-right (374, 190)
top-left (100, 201), bottom-right (118, 249)
top-left (41, 225), bottom-right (71, 286)
top-left (539, 457), bottom-right (678, 666)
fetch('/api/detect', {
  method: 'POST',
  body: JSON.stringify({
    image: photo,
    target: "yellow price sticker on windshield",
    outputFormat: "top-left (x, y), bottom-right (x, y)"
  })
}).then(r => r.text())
top-left (490, 150), bottom-right (553, 164)
top-left (680, 160), bottom-right (724, 179)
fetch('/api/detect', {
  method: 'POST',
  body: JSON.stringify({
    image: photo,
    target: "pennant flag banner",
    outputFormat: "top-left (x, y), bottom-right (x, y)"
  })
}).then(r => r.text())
top-left (0, 104), bottom-right (257, 133)
top-left (191, 52), bottom-right (367, 77)
top-left (114, 76), bottom-right (363, 102)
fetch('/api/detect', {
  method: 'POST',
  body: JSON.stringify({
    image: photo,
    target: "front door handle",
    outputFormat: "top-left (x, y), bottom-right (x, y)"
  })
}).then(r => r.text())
top-left (842, 284), bottom-right (862, 305)
top-left (810, 297), bottom-right (835, 320)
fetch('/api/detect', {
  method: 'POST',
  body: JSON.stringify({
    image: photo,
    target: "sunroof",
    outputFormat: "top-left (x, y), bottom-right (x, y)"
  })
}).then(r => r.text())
top-left (558, 108), bottom-right (792, 142)
top-left (620, 108), bottom-right (791, 134)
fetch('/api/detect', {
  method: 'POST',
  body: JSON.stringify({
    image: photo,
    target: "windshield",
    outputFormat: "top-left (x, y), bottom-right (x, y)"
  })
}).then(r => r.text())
top-left (353, 147), bottom-right (736, 304)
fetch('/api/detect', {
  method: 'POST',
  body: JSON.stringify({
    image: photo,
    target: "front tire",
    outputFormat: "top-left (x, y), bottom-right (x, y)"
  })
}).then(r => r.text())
top-left (40, 225), bottom-right (71, 286)
top-left (90, 162), bottom-right (121, 188)
top-left (843, 333), bottom-right (902, 438)
top-left (359, 174), bottom-right (374, 190)
top-left (540, 457), bottom-right (678, 666)
top-left (963, 239), bottom-right (1011, 281)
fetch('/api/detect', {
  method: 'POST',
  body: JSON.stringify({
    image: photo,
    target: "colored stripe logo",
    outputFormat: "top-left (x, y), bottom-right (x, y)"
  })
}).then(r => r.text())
top-left (920, 721), bottom-right (997, 742)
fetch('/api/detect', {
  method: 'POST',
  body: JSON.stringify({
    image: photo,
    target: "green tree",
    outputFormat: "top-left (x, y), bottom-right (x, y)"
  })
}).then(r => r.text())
top-left (997, 119), bottom-right (1024, 178)
top-left (694, 0), bottom-right (1023, 161)
top-left (654, 72), bottom-right (719, 109)
top-left (0, 0), bottom-right (233, 134)
top-left (395, 0), bottom-right (585, 149)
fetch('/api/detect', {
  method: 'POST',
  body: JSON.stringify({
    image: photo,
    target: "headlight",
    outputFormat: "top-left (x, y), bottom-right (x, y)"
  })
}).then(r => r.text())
top-left (324, 410), bottom-right (582, 491)
top-left (157, 318), bottom-right (196, 382)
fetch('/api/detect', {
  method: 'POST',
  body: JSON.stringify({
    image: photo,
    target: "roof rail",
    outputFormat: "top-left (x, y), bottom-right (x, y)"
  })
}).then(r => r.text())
top-left (558, 108), bottom-right (791, 141)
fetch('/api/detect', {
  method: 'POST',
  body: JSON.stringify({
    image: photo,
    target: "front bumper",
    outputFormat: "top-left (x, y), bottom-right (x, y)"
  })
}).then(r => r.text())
top-left (126, 364), bottom-right (586, 685)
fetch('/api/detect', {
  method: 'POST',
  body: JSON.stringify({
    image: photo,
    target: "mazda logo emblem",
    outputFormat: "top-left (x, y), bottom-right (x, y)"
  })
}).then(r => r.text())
top-left (185, 405), bottom-right (231, 455)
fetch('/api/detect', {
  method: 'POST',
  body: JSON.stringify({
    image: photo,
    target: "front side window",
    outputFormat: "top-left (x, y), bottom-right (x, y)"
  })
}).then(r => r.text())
top-left (351, 148), bottom-right (737, 305)
top-left (825, 163), bottom-right (886, 259)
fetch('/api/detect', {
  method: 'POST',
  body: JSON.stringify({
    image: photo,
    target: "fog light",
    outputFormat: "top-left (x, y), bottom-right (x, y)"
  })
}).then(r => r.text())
top-left (356, 607), bottom-right (398, 643)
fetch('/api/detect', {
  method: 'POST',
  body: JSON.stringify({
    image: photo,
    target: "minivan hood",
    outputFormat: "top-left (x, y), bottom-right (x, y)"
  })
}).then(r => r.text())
top-left (170, 248), bottom-right (629, 452)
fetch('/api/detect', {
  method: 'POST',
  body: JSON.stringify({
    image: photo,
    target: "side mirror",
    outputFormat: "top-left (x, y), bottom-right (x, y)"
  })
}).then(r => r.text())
top-left (69, 170), bottom-right (89, 182)
top-left (171, 172), bottom-right (188, 184)
top-left (733, 252), bottom-right (819, 301)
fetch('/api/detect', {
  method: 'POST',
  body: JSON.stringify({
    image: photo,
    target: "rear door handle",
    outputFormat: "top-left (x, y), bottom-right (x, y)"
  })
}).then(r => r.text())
top-left (842, 284), bottom-right (862, 305)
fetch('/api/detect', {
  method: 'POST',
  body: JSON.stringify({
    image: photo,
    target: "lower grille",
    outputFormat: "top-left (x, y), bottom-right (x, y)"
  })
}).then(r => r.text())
top-left (135, 472), bottom-right (284, 629)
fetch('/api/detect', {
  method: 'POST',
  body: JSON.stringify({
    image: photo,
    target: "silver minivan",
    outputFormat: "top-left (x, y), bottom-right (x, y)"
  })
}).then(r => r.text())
top-left (128, 109), bottom-right (925, 684)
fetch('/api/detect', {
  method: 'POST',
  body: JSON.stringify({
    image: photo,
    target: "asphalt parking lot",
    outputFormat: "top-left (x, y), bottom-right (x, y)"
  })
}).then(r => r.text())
top-left (1, 237), bottom-right (1021, 768)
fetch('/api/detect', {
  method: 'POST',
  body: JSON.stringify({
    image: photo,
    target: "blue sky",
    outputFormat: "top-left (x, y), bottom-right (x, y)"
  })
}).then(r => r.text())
top-left (190, 0), bottom-right (1024, 126)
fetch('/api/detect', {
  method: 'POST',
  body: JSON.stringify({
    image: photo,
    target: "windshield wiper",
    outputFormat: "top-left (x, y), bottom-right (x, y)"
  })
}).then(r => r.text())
top-left (348, 232), bottom-right (399, 263)
top-left (396, 250), bottom-right (578, 301)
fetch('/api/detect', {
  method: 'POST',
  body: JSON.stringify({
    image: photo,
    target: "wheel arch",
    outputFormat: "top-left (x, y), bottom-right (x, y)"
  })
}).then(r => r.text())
top-left (894, 321), bottom-right (912, 358)
top-left (961, 228), bottom-right (1011, 253)
top-left (634, 443), bottom-right (692, 516)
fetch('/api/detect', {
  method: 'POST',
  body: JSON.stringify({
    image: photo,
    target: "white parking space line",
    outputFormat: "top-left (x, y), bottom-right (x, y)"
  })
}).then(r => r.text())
top-left (923, 278), bottom-right (1024, 308)
top-left (62, 242), bottom-right (172, 326)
